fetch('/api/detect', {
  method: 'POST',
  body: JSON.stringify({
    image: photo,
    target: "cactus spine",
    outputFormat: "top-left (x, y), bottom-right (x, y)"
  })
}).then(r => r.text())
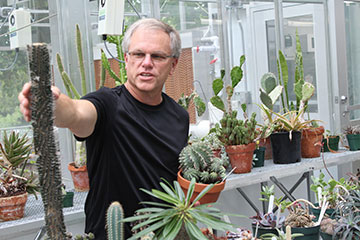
top-left (106, 201), bottom-right (124, 240)
top-left (179, 142), bottom-right (227, 184)
top-left (28, 43), bottom-right (67, 239)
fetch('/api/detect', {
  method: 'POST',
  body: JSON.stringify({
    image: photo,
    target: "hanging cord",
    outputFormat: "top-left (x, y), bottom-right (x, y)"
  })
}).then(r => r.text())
top-left (0, 13), bottom-right (57, 38)
top-left (102, 0), bottom-right (141, 63)
top-left (0, 47), bottom-right (19, 71)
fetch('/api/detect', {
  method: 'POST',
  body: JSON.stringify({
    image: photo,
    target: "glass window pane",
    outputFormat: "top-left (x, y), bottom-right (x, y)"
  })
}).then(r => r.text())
top-left (345, 1), bottom-right (360, 120)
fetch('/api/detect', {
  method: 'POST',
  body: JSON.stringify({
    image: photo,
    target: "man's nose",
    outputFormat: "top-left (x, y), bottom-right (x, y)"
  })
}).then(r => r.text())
top-left (142, 54), bottom-right (153, 65)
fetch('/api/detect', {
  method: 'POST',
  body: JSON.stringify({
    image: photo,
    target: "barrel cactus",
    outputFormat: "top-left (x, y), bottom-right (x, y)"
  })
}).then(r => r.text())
top-left (179, 142), bottom-right (227, 184)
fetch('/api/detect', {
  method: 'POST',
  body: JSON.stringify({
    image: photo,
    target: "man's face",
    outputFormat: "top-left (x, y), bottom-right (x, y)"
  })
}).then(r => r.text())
top-left (124, 28), bottom-right (178, 98)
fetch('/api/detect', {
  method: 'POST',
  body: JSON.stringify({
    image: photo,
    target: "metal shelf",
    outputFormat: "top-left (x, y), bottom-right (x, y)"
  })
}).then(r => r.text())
top-left (224, 149), bottom-right (360, 191)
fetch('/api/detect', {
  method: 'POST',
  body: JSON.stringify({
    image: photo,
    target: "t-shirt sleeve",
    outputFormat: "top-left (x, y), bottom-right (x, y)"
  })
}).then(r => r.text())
top-left (74, 87), bottom-right (115, 141)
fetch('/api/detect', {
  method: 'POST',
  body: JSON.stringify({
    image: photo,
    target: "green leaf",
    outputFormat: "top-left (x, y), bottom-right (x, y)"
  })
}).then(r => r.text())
top-left (194, 96), bottom-right (206, 117)
top-left (210, 96), bottom-right (225, 112)
top-left (261, 72), bottom-right (277, 94)
top-left (160, 182), bottom-right (177, 199)
top-left (220, 69), bottom-right (225, 79)
top-left (301, 82), bottom-right (315, 102)
top-left (268, 85), bottom-right (283, 105)
top-left (231, 66), bottom-right (243, 89)
top-left (174, 181), bottom-right (185, 202)
top-left (186, 178), bottom-right (196, 205)
top-left (127, 219), bottom-right (170, 240)
top-left (260, 89), bottom-right (273, 110)
top-left (191, 183), bottom-right (214, 206)
top-left (162, 217), bottom-right (182, 240)
top-left (185, 220), bottom-right (208, 240)
top-left (212, 78), bottom-right (223, 96)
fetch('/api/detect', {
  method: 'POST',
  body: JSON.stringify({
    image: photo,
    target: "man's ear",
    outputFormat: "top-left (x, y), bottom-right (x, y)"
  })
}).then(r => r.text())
top-left (169, 58), bottom-right (179, 76)
top-left (124, 53), bottom-right (128, 70)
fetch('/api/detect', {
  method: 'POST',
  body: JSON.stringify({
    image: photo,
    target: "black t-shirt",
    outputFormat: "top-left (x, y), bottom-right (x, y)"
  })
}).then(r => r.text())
top-left (77, 85), bottom-right (189, 239)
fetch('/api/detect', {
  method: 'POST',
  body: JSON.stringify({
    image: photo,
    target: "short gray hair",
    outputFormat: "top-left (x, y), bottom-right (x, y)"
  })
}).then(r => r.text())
top-left (122, 18), bottom-right (181, 58)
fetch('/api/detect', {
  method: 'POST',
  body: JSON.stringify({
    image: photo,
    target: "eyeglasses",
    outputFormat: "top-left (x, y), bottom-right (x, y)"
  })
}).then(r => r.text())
top-left (127, 51), bottom-right (174, 63)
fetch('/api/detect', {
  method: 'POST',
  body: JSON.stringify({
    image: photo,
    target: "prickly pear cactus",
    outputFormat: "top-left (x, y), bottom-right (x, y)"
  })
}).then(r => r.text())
top-left (106, 201), bottom-right (124, 240)
top-left (28, 43), bottom-right (67, 239)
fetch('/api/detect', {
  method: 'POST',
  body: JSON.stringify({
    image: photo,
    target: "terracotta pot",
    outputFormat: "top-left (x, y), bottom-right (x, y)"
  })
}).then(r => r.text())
top-left (0, 192), bottom-right (28, 221)
top-left (301, 126), bottom-right (324, 158)
top-left (259, 137), bottom-right (272, 160)
top-left (225, 142), bottom-right (256, 174)
top-left (68, 163), bottom-right (90, 192)
top-left (177, 171), bottom-right (225, 204)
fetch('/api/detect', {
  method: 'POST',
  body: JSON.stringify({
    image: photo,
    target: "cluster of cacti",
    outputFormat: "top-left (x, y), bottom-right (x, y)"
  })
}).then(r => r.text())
top-left (28, 43), bottom-right (67, 239)
top-left (216, 110), bottom-right (258, 146)
top-left (177, 90), bottom-right (206, 117)
top-left (179, 141), bottom-right (227, 184)
top-left (106, 201), bottom-right (124, 240)
top-left (101, 29), bottom-right (128, 86)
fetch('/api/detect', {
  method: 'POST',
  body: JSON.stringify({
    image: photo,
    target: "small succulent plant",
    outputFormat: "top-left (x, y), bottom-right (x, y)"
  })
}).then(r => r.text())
top-left (179, 141), bottom-right (228, 184)
top-left (215, 109), bottom-right (258, 146)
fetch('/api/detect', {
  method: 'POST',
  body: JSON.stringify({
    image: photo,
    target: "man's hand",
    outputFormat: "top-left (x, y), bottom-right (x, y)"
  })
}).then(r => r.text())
top-left (18, 82), bottom-right (61, 122)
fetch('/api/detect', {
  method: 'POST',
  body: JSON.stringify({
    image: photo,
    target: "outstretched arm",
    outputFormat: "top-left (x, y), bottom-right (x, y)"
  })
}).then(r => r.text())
top-left (19, 82), bottom-right (97, 138)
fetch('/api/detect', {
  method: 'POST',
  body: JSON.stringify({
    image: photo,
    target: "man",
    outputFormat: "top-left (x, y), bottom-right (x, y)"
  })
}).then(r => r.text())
top-left (19, 18), bottom-right (189, 239)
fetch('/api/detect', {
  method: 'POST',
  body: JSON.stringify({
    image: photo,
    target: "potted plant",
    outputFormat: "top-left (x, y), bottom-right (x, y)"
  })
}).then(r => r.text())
top-left (0, 131), bottom-right (38, 221)
top-left (264, 107), bottom-right (317, 164)
top-left (344, 125), bottom-right (360, 151)
top-left (284, 199), bottom-right (321, 240)
top-left (250, 185), bottom-right (288, 238)
top-left (320, 188), bottom-right (360, 239)
top-left (322, 130), bottom-right (340, 153)
top-left (178, 141), bottom-right (229, 204)
top-left (259, 226), bottom-right (304, 240)
top-left (122, 178), bottom-right (240, 240)
top-left (210, 55), bottom-right (259, 173)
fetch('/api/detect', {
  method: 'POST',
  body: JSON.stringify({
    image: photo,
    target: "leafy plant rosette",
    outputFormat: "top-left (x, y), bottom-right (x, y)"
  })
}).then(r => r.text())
top-left (310, 172), bottom-right (357, 209)
top-left (122, 178), bottom-right (241, 240)
top-left (0, 131), bottom-right (38, 198)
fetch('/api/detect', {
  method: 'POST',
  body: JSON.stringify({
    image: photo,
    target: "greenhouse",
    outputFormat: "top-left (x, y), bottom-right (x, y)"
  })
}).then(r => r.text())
top-left (1, 0), bottom-right (360, 239)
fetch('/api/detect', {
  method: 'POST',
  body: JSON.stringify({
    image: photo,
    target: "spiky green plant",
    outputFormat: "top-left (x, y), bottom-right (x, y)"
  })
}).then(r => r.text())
top-left (177, 90), bottom-right (206, 117)
top-left (106, 201), bottom-right (124, 240)
top-left (29, 43), bottom-right (67, 239)
top-left (122, 178), bottom-right (240, 240)
top-left (0, 131), bottom-right (38, 197)
top-left (215, 109), bottom-right (258, 146)
top-left (179, 142), bottom-right (227, 184)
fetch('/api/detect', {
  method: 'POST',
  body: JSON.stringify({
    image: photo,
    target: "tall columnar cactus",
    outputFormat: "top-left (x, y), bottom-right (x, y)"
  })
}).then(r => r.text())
top-left (179, 142), bottom-right (227, 184)
top-left (216, 110), bottom-right (258, 146)
top-left (106, 201), bottom-right (124, 240)
top-left (28, 43), bottom-right (67, 239)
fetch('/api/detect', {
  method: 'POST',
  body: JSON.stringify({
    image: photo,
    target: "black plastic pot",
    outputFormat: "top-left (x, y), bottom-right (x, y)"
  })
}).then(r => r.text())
top-left (251, 223), bottom-right (279, 238)
top-left (322, 136), bottom-right (340, 152)
top-left (320, 231), bottom-right (333, 240)
top-left (271, 131), bottom-right (301, 164)
top-left (346, 134), bottom-right (360, 151)
top-left (309, 203), bottom-right (335, 221)
top-left (290, 225), bottom-right (320, 240)
top-left (253, 147), bottom-right (266, 167)
top-left (62, 191), bottom-right (74, 208)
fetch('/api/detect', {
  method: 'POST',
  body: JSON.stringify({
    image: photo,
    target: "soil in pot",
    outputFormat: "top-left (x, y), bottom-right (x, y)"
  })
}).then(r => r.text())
top-left (301, 126), bottom-right (324, 158)
top-left (346, 134), bottom-right (360, 151)
top-left (0, 192), bottom-right (28, 221)
top-left (289, 225), bottom-right (320, 240)
top-left (253, 147), bottom-right (266, 168)
top-left (271, 131), bottom-right (301, 164)
top-left (68, 163), bottom-right (90, 192)
top-left (225, 142), bottom-right (256, 173)
top-left (177, 171), bottom-right (225, 204)
top-left (322, 136), bottom-right (340, 152)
